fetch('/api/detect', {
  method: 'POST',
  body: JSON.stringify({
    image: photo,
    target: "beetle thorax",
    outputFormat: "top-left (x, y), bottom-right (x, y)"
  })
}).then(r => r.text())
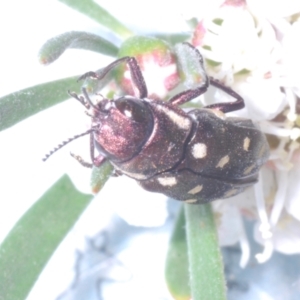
top-left (92, 97), bottom-right (153, 162)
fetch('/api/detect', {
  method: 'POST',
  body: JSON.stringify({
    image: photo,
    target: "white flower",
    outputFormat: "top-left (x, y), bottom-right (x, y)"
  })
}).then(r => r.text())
top-left (191, 1), bottom-right (300, 264)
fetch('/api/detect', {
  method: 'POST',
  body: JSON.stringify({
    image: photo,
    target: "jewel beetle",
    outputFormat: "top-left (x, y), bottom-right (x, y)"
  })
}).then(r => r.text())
top-left (43, 43), bottom-right (269, 204)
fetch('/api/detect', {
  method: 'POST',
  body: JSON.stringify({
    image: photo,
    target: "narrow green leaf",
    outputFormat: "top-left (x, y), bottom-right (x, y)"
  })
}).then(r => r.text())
top-left (165, 206), bottom-right (190, 300)
top-left (39, 31), bottom-right (118, 65)
top-left (59, 0), bottom-right (133, 39)
top-left (118, 35), bottom-right (172, 57)
top-left (184, 203), bottom-right (226, 300)
top-left (153, 33), bottom-right (190, 45)
top-left (0, 76), bottom-right (79, 132)
top-left (0, 175), bottom-right (93, 300)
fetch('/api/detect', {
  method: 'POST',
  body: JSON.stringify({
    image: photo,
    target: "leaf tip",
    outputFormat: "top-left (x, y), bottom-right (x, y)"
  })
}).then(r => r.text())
top-left (38, 55), bottom-right (51, 65)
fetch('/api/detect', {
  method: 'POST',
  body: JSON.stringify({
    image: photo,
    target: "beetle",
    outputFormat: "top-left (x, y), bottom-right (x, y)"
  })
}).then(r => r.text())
top-left (43, 43), bottom-right (269, 204)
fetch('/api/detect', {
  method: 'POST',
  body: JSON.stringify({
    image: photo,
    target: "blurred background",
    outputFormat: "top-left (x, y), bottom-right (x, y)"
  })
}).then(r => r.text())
top-left (1, 1), bottom-right (300, 299)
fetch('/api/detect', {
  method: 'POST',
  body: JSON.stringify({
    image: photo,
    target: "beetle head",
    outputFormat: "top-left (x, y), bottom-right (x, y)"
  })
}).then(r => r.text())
top-left (93, 96), bottom-right (153, 162)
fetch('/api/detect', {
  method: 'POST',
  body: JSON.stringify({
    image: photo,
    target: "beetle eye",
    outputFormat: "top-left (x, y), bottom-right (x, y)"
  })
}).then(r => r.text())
top-left (115, 98), bottom-right (148, 122)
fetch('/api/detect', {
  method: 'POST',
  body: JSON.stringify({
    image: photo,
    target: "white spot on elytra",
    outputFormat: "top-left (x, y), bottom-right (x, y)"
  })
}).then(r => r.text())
top-left (243, 137), bottom-right (250, 151)
top-left (188, 185), bottom-right (203, 195)
top-left (192, 143), bottom-right (207, 159)
top-left (157, 177), bottom-right (177, 186)
top-left (243, 164), bottom-right (256, 175)
top-left (157, 105), bottom-right (191, 129)
top-left (216, 155), bottom-right (230, 168)
top-left (224, 189), bottom-right (238, 198)
top-left (185, 199), bottom-right (198, 204)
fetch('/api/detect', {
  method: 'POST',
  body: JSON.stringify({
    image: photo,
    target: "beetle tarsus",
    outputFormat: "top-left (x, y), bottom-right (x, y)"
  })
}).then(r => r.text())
top-left (68, 90), bottom-right (90, 109)
top-left (77, 71), bottom-right (99, 82)
top-left (81, 87), bottom-right (98, 109)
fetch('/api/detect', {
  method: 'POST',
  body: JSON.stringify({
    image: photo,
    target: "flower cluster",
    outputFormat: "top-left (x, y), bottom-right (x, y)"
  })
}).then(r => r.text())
top-left (190, 0), bottom-right (300, 264)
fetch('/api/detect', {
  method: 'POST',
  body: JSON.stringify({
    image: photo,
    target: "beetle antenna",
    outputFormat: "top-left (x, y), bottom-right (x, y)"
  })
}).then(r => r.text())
top-left (42, 128), bottom-right (96, 162)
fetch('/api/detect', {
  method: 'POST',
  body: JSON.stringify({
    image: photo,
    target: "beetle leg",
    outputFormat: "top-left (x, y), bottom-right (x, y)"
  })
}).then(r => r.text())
top-left (78, 57), bottom-right (148, 99)
top-left (69, 132), bottom-right (106, 168)
top-left (84, 111), bottom-right (94, 118)
top-left (93, 155), bottom-right (107, 167)
top-left (205, 78), bottom-right (245, 113)
top-left (89, 132), bottom-right (107, 167)
top-left (111, 169), bottom-right (123, 177)
top-left (77, 71), bottom-right (99, 81)
top-left (169, 43), bottom-right (209, 106)
top-left (168, 84), bottom-right (209, 106)
top-left (70, 152), bottom-right (93, 168)
top-left (169, 43), bottom-right (244, 112)
top-left (124, 57), bottom-right (148, 99)
top-left (68, 90), bottom-right (90, 109)
top-left (90, 130), bottom-right (95, 164)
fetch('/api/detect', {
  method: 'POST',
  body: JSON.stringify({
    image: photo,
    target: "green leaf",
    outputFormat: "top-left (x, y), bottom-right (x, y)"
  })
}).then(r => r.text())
top-left (235, 68), bottom-right (251, 76)
top-left (165, 206), bottom-right (190, 300)
top-left (206, 58), bottom-right (222, 67)
top-left (39, 31), bottom-right (119, 65)
top-left (90, 161), bottom-right (114, 194)
top-left (0, 76), bottom-right (80, 132)
top-left (153, 33), bottom-right (190, 45)
top-left (0, 175), bottom-right (93, 300)
top-left (212, 18), bottom-right (224, 26)
top-left (184, 203), bottom-right (226, 300)
top-left (203, 45), bottom-right (212, 50)
top-left (59, 0), bottom-right (133, 39)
